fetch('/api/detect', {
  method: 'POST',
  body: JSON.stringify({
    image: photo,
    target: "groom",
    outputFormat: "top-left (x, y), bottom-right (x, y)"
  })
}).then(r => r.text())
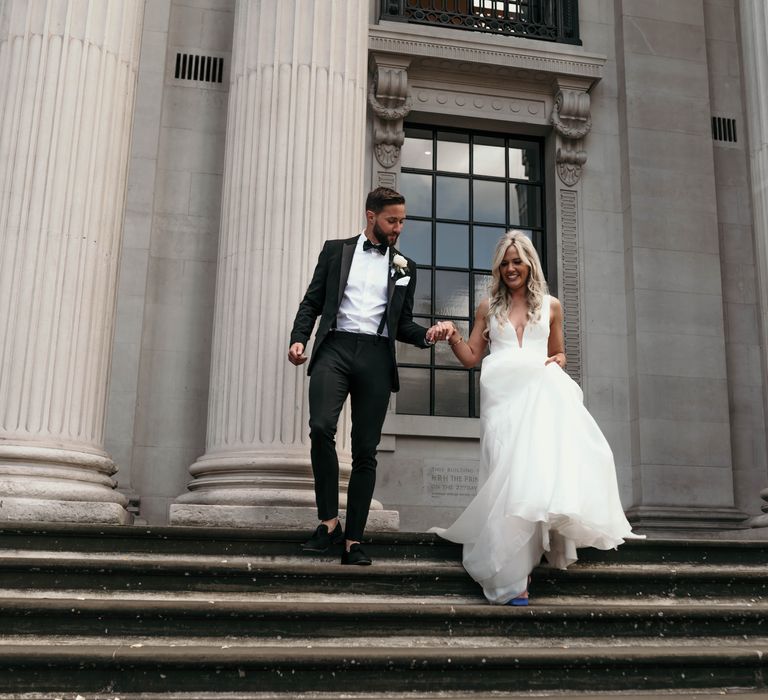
top-left (288, 187), bottom-right (451, 565)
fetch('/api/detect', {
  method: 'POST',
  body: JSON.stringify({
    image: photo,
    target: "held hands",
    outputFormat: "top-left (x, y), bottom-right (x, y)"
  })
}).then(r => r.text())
top-left (426, 321), bottom-right (456, 343)
top-left (545, 352), bottom-right (566, 369)
top-left (288, 342), bottom-right (307, 365)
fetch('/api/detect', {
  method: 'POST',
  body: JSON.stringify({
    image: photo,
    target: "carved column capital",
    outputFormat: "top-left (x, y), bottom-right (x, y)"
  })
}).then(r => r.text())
top-left (369, 54), bottom-right (412, 170)
top-left (550, 88), bottom-right (592, 186)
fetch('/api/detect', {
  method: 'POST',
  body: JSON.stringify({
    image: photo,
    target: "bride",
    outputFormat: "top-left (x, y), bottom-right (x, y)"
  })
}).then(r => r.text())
top-left (431, 231), bottom-right (640, 605)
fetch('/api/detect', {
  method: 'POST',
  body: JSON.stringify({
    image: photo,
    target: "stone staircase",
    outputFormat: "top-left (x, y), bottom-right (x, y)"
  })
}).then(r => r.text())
top-left (0, 523), bottom-right (766, 698)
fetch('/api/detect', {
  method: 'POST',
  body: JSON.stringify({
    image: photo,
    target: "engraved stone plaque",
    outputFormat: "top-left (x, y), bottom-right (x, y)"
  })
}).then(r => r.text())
top-left (424, 463), bottom-right (479, 505)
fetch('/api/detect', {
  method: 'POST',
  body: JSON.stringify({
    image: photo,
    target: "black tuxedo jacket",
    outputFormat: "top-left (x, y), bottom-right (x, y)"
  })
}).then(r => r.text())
top-left (290, 236), bottom-right (430, 392)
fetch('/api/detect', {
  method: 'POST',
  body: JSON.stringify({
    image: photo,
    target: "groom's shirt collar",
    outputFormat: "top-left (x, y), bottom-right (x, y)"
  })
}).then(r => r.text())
top-left (336, 232), bottom-right (389, 337)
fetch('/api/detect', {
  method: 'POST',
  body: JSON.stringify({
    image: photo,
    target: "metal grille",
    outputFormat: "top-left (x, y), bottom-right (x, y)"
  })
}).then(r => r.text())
top-left (380, 0), bottom-right (581, 44)
top-left (711, 116), bottom-right (737, 143)
top-left (174, 53), bottom-right (224, 84)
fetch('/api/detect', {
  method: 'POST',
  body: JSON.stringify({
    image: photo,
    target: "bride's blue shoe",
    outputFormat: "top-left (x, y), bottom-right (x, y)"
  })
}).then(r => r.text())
top-left (507, 596), bottom-right (529, 606)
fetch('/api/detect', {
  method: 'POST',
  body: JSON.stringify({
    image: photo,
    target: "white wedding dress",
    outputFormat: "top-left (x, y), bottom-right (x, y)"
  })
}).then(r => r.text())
top-left (431, 295), bottom-right (639, 604)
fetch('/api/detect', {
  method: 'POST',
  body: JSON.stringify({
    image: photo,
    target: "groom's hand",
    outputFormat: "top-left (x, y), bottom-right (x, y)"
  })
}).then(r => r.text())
top-left (288, 342), bottom-right (307, 365)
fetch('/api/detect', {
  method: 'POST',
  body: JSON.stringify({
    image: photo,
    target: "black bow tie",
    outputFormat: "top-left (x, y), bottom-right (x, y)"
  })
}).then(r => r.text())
top-left (363, 239), bottom-right (388, 255)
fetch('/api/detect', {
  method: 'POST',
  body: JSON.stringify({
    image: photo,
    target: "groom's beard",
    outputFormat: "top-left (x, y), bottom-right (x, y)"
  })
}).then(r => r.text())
top-left (373, 221), bottom-right (399, 248)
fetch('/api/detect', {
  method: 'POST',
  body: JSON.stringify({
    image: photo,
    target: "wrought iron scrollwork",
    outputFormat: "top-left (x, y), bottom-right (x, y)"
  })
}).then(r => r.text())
top-left (380, 0), bottom-right (581, 45)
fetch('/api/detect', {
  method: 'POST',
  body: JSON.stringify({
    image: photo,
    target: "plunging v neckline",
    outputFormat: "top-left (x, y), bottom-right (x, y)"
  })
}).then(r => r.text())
top-left (512, 323), bottom-right (526, 349)
top-left (507, 300), bottom-right (529, 349)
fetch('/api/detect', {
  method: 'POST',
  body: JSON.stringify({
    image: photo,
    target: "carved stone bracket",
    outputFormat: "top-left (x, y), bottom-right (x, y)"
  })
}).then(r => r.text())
top-left (369, 54), bottom-right (412, 169)
top-left (551, 88), bottom-right (592, 186)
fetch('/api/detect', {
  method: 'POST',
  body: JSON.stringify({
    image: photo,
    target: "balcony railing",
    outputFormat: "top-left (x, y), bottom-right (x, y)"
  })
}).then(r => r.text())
top-left (379, 0), bottom-right (581, 45)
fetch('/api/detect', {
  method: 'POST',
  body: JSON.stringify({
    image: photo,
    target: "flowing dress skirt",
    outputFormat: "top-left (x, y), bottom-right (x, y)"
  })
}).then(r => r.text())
top-left (432, 347), bottom-right (638, 604)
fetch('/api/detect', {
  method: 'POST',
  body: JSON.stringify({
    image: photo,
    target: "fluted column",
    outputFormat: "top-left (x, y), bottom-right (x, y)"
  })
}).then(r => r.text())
top-left (171, 0), bottom-right (396, 529)
top-left (740, 0), bottom-right (768, 529)
top-left (0, 0), bottom-right (144, 523)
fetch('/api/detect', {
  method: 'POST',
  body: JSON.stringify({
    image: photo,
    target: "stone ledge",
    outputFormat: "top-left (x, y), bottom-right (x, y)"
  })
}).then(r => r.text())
top-left (0, 498), bottom-right (132, 525)
top-left (169, 504), bottom-right (400, 532)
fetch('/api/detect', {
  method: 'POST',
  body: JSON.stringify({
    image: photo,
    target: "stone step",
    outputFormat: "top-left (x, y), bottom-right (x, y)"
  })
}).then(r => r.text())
top-left (1, 643), bottom-right (766, 695)
top-left (0, 551), bottom-right (764, 601)
top-left (2, 523), bottom-right (767, 565)
top-left (0, 692), bottom-right (765, 700)
top-left (1, 597), bottom-right (767, 641)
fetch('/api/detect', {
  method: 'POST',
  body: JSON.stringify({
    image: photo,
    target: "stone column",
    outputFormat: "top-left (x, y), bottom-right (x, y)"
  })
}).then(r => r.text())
top-left (0, 0), bottom-right (144, 523)
top-left (171, 0), bottom-right (397, 530)
top-left (739, 0), bottom-right (768, 529)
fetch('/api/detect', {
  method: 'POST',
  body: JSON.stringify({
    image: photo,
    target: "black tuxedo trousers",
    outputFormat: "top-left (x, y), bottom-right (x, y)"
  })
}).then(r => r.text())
top-left (308, 330), bottom-right (393, 541)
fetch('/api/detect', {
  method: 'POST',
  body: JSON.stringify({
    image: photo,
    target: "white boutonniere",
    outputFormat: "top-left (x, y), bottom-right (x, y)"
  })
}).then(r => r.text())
top-left (391, 253), bottom-right (408, 278)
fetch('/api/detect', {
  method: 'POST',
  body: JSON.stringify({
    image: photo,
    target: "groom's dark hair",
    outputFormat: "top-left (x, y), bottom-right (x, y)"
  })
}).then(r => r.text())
top-left (366, 187), bottom-right (405, 213)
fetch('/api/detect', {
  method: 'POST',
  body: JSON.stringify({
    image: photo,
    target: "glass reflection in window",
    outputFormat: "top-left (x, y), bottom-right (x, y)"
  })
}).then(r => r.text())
top-left (473, 136), bottom-right (505, 177)
top-left (509, 141), bottom-right (540, 181)
top-left (436, 223), bottom-right (469, 268)
top-left (413, 268), bottom-right (432, 315)
top-left (473, 180), bottom-right (506, 224)
top-left (435, 370), bottom-right (470, 417)
top-left (398, 368), bottom-right (431, 415)
top-left (436, 176), bottom-right (469, 220)
top-left (401, 127), bottom-right (433, 170)
top-left (509, 183), bottom-right (542, 228)
top-left (400, 219), bottom-right (432, 265)
top-left (437, 132), bottom-right (469, 173)
top-left (435, 270), bottom-right (469, 317)
top-left (473, 226), bottom-right (506, 270)
top-left (400, 172), bottom-right (432, 218)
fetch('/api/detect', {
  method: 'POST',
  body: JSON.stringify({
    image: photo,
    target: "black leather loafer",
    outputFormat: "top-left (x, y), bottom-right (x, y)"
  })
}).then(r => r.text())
top-left (301, 522), bottom-right (344, 552)
top-left (341, 543), bottom-right (372, 566)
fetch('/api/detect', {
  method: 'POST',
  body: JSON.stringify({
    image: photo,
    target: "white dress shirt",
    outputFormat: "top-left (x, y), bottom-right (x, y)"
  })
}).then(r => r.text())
top-left (336, 233), bottom-right (389, 336)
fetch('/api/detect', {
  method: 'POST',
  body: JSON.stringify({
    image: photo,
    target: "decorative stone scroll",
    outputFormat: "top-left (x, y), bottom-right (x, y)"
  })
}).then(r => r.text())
top-left (551, 89), bottom-right (592, 186)
top-left (369, 54), bottom-right (412, 169)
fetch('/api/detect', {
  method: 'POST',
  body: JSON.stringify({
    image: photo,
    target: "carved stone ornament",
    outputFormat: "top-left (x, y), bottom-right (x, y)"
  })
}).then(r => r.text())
top-left (368, 57), bottom-right (412, 169)
top-left (551, 89), bottom-right (592, 186)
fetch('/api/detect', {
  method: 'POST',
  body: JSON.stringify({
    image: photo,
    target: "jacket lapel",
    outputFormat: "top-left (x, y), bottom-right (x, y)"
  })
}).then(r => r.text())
top-left (337, 237), bottom-right (357, 309)
top-left (387, 247), bottom-right (396, 306)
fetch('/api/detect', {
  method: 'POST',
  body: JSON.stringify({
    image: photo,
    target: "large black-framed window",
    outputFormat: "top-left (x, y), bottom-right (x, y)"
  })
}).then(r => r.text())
top-left (396, 125), bottom-right (546, 418)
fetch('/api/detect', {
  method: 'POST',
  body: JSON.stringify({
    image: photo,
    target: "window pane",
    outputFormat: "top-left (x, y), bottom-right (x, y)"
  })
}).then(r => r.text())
top-left (436, 176), bottom-right (468, 220)
top-left (473, 226), bottom-right (505, 270)
top-left (435, 370), bottom-right (469, 417)
top-left (434, 320), bottom-right (469, 368)
top-left (473, 272), bottom-right (492, 304)
top-left (413, 268), bottom-right (432, 315)
top-left (473, 180), bottom-right (506, 224)
top-left (509, 183), bottom-right (542, 228)
top-left (397, 339), bottom-right (430, 366)
top-left (400, 172), bottom-right (432, 218)
top-left (436, 132), bottom-right (469, 173)
top-left (435, 270), bottom-right (469, 317)
top-left (400, 219), bottom-right (432, 265)
top-left (436, 223), bottom-right (468, 268)
top-left (398, 368), bottom-right (431, 415)
top-left (402, 128), bottom-right (433, 170)
top-left (509, 140), bottom-right (540, 181)
top-left (473, 136), bottom-right (505, 177)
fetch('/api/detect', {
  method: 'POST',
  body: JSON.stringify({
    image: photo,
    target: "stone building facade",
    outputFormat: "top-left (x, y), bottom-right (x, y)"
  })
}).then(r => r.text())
top-left (1, 0), bottom-right (767, 535)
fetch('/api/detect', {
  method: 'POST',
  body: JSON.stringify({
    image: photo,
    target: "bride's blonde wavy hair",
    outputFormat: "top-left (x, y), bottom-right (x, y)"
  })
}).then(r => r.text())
top-left (486, 231), bottom-right (548, 331)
